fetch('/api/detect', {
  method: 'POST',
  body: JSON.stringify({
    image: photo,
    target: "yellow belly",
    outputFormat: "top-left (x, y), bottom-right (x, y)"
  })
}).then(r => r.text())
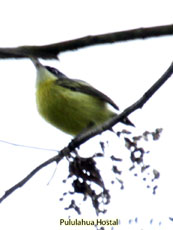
top-left (36, 81), bottom-right (115, 136)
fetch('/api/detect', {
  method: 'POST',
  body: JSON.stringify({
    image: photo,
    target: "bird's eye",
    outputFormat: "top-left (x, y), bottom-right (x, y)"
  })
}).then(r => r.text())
top-left (45, 66), bottom-right (68, 79)
top-left (46, 66), bottom-right (59, 76)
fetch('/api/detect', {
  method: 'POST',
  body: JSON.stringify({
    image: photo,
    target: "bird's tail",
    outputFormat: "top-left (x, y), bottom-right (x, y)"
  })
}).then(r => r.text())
top-left (122, 117), bottom-right (135, 127)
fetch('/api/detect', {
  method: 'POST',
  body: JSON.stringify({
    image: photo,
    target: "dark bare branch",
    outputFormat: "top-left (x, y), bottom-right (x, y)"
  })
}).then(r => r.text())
top-left (0, 149), bottom-right (66, 203)
top-left (70, 62), bottom-right (173, 146)
top-left (0, 24), bottom-right (172, 59)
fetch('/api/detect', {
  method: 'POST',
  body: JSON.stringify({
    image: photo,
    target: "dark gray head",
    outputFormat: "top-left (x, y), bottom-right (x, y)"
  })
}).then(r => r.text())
top-left (45, 66), bottom-right (68, 79)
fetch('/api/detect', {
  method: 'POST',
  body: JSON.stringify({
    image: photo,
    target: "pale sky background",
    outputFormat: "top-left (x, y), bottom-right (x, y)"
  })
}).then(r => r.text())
top-left (0, 0), bottom-right (172, 229)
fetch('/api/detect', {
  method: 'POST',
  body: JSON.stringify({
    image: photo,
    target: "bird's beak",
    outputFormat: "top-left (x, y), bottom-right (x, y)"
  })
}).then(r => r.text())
top-left (30, 57), bottom-right (43, 69)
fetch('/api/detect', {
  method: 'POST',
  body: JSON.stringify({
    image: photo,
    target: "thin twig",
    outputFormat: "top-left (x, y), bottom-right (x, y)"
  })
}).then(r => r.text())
top-left (0, 24), bottom-right (172, 59)
top-left (0, 148), bottom-right (68, 203)
top-left (0, 139), bottom-right (57, 152)
top-left (0, 62), bottom-right (173, 203)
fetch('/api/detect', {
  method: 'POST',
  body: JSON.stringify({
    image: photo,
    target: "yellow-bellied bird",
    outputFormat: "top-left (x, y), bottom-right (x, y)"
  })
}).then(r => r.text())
top-left (32, 58), bottom-right (134, 136)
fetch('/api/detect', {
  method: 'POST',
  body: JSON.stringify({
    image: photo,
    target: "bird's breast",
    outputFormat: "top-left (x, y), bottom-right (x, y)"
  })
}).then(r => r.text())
top-left (36, 81), bottom-right (115, 135)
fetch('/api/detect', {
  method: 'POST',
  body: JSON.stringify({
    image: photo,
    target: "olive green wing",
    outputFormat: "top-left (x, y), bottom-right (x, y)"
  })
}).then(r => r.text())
top-left (56, 77), bottom-right (119, 111)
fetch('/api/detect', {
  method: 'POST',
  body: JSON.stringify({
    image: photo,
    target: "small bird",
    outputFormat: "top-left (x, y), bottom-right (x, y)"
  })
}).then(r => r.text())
top-left (31, 58), bottom-right (134, 136)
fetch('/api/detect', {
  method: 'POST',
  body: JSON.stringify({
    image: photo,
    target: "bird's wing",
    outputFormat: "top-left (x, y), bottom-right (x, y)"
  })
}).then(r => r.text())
top-left (56, 77), bottom-right (119, 111)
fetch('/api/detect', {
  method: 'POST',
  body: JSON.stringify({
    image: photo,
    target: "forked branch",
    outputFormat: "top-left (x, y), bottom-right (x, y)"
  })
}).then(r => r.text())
top-left (0, 24), bottom-right (172, 59)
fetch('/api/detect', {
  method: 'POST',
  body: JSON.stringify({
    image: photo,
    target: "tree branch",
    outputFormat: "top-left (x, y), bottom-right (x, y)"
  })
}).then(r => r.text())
top-left (0, 149), bottom-right (67, 203)
top-left (69, 61), bottom-right (173, 146)
top-left (0, 24), bottom-right (172, 59)
top-left (0, 62), bottom-right (173, 203)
